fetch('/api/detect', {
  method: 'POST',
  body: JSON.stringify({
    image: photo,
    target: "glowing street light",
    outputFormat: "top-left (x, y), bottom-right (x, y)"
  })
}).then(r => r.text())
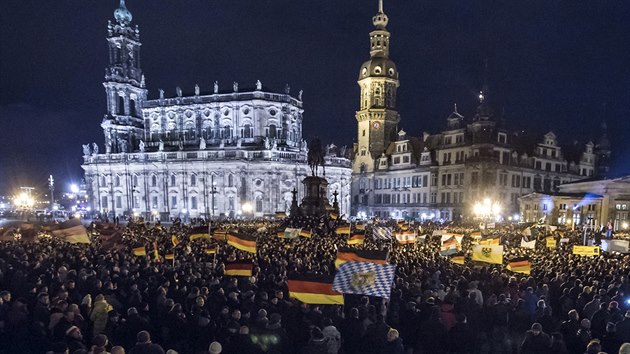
top-left (70, 184), bottom-right (80, 194)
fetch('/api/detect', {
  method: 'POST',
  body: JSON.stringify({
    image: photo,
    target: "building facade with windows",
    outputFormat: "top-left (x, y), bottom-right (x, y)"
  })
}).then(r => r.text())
top-left (351, 2), bottom-right (610, 221)
top-left (82, 1), bottom-right (351, 220)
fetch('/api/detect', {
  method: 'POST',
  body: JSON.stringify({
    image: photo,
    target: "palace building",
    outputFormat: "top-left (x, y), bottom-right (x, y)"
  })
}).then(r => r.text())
top-left (82, 1), bottom-right (352, 220)
top-left (351, 1), bottom-right (610, 222)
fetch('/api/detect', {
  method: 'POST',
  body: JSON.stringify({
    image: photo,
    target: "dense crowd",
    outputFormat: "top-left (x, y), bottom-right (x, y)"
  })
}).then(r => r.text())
top-left (0, 216), bottom-right (629, 354)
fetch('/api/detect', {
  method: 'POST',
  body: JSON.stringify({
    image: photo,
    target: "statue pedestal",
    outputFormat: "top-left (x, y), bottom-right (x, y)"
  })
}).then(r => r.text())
top-left (300, 176), bottom-right (331, 217)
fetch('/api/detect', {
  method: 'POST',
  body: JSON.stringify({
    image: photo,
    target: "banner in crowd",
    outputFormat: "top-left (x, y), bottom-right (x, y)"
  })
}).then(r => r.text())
top-left (132, 246), bottom-right (146, 256)
top-left (335, 247), bottom-right (388, 268)
top-left (372, 226), bottom-right (392, 240)
top-left (520, 238), bottom-right (536, 249)
top-left (189, 226), bottom-right (210, 241)
top-left (288, 275), bottom-right (344, 305)
top-left (333, 262), bottom-right (396, 299)
top-left (470, 231), bottom-right (482, 238)
top-left (600, 239), bottom-right (630, 254)
top-left (395, 231), bottom-right (416, 244)
top-left (546, 237), bottom-right (556, 249)
top-left (347, 232), bottom-right (365, 245)
top-left (451, 253), bottom-right (465, 265)
top-left (227, 233), bottom-right (257, 253)
top-left (51, 219), bottom-right (90, 244)
top-left (440, 237), bottom-right (458, 256)
top-left (479, 236), bottom-right (501, 246)
top-left (432, 229), bottom-right (447, 236)
top-left (224, 261), bottom-right (253, 276)
top-left (279, 228), bottom-right (301, 239)
top-left (335, 225), bottom-right (351, 235)
top-left (472, 245), bottom-right (504, 264)
top-left (572, 245), bottom-right (600, 256)
top-left (507, 257), bottom-right (532, 275)
top-left (299, 229), bottom-right (313, 238)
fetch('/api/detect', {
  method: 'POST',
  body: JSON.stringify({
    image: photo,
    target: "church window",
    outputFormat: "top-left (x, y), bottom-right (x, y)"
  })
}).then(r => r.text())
top-left (360, 148), bottom-right (367, 156)
top-left (129, 98), bottom-right (137, 117)
top-left (268, 125), bottom-right (277, 139)
top-left (170, 174), bottom-right (176, 186)
top-left (228, 174), bottom-right (234, 187)
top-left (228, 196), bottom-right (235, 210)
top-left (116, 196), bottom-right (122, 209)
top-left (362, 130), bottom-right (365, 137)
top-left (132, 175), bottom-right (138, 187)
top-left (117, 95), bottom-right (125, 115)
top-left (242, 124), bottom-right (253, 139)
top-left (114, 175), bottom-right (121, 187)
top-left (151, 196), bottom-right (158, 209)
top-left (256, 197), bottom-right (263, 213)
top-left (100, 176), bottom-right (107, 186)
top-left (222, 126), bottom-right (232, 139)
top-left (171, 196), bottom-right (177, 208)
top-left (374, 66), bottom-right (382, 74)
top-left (101, 196), bottom-right (108, 209)
top-left (151, 175), bottom-right (157, 187)
top-left (191, 196), bottom-right (198, 210)
top-left (190, 174), bottom-right (197, 187)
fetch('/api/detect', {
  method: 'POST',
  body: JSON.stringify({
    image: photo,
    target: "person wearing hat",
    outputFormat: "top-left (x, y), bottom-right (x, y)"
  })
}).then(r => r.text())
top-left (301, 326), bottom-right (328, 354)
top-left (383, 328), bottom-right (404, 354)
top-left (90, 294), bottom-right (113, 339)
top-left (520, 322), bottom-right (551, 354)
top-left (64, 325), bottom-right (86, 353)
top-left (128, 330), bottom-right (165, 354)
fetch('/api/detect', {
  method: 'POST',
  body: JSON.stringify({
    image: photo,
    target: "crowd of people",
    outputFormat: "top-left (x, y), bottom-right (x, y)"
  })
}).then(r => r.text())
top-left (0, 215), bottom-right (628, 354)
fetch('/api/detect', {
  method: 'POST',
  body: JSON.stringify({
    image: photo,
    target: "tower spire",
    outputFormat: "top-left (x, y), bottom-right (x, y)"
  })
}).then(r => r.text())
top-left (114, 0), bottom-right (133, 26)
top-left (378, 0), bottom-right (384, 13)
top-left (372, 0), bottom-right (388, 29)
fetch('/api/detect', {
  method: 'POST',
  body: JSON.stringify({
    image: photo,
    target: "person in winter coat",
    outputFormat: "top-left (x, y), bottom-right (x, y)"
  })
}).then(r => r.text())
top-left (301, 326), bottom-right (328, 354)
top-left (383, 328), bottom-right (404, 354)
top-left (90, 294), bottom-right (113, 339)
top-left (549, 332), bottom-right (569, 354)
top-left (520, 322), bottom-right (551, 354)
top-left (321, 318), bottom-right (341, 354)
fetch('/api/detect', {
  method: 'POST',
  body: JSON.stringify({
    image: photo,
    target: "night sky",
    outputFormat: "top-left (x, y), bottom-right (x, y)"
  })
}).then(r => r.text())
top-left (1, 1), bottom-right (630, 196)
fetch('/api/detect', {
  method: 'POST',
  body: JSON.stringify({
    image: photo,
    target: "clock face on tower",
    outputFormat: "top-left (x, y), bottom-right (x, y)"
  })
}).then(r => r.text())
top-left (372, 121), bottom-right (381, 130)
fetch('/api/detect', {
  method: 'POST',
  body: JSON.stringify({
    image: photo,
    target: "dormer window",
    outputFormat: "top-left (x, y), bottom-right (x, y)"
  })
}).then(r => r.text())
top-left (498, 133), bottom-right (507, 144)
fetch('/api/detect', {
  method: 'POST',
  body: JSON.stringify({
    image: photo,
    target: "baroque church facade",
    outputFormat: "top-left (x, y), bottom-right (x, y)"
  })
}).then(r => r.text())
top-left (82, 1), bottom-right (352, 220)
top-left (351, 1), bottom-right (611, 222)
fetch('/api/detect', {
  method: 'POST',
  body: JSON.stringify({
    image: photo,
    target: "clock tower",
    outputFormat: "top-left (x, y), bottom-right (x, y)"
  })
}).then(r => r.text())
top-left (353, 0), bottom-right (400, 174)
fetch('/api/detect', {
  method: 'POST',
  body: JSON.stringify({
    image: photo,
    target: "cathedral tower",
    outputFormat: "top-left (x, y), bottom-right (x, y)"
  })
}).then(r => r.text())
top-left (353, 0), bottom-right (400, 174)
top-left (101, 0), bottom-right (147, 154)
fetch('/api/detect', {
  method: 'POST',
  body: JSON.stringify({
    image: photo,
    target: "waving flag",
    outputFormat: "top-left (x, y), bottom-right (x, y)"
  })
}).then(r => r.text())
top-left (440, 237), bottom-right (458, 256)
top-left (227, 233), bottom-right (257, 253)
top-left (335, 247), bottom-right (388, 268)
top-left (279, 228), bottom-right (301, 239)
top-left (372, 226), bottom-right (392, 240)
top-left (451, 253), bottom-right (465, 265)
top-left (132, 246), bottom-right (146, 256)
top-left (395, 231), bottom-right (416, 245)
top-left (225, 261), bottom-right (253, 276)
top-left (333, 262), bottom-right (396, 299)
top-left (335, 225), bottom-right (351, 235)
top-left (299, 229), bottom-right (313, 238)
top-left (189, 225), bottom-right (210, 241)
top-left (520, 238), bottom-right (536, 249)
top-left (347, 232), bottom-right (365, 245)
top-left (507, 256), bottom-right (532, 275)
top-left (472, 245), bottom-right (504, 264)
top-left (288, 275), bottom-right (344, 305)
top-left (52, 219), bottom-right (90, 244)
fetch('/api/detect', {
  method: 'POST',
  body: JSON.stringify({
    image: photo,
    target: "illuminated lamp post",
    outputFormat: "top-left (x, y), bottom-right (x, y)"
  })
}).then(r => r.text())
top-left (473, 198), bottom-right (501, 235)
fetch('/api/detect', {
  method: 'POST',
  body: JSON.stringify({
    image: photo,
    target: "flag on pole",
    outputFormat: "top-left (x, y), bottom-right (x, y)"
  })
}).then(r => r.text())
top-left (440, 237), bottom-right (458, 256)
top-left (335, 225), bottom-right (351, 235)
top-left (372, 226), bottom-right (392, 240)
top-left (347, 232), bottom-right (365, 245)
top-left (507, 256), bottom-right (532, 275)
top-left (171, 235), bottom-right (180, 247)
top-left (132, 246), bottom-right (146, 256)
top-left (51, 219), bottom-right (90, 244)
top-left (288, 275), bottom-right (344, 305)
top-left (335, 247), bottom-right (388, 268)
top-left (204, 247), bottom-right (217, 255)
top-left (165, 253), bottom-right (175, 260)
top-left (189, 226), bottom-right (210, 241)
top-left (333, 262), bottom-right (396, 299)
top-left (224, 261), bottom-right (253, 276)
top-left (299, 229), bottom-right (313, 238)
top-left (451, 253), bottom-right (465, 265)
top-left (227, 233), bottom-right (257, 253)
top-left (395, 231), bottom-right (416, 245)
top-left (472, 245), bottom-right (504, 264)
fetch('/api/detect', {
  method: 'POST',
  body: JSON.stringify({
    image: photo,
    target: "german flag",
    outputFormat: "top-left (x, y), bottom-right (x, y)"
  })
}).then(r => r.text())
top-left (171, 235), bottom-right (180, 247)
top-left (132, 246), bottom-right (146, 256)
top-left (165, 253), bottom-right (175, 260)
top-left (205, 247), bottom-right (217, 255)
top-left (212, 230), bottom-right (228, 242)
top-left (335, 247), bottom-right (388, 268)
top-left (225, 261), bottom-right (253, 276)
top-left (189, 225), bottom-right (210, 241)
top-left (347, 232), bottom-right (365, 245)
top-left (355, 224), bottom-right (365, 231)
top-left (506, 256), bottom-right (531, 275)
top-left (299, 229), bottom-right (313, 238)
top-left (227, 233), bottom-right (257, 254)
top-left (335, 225), bottom-right (351, 235)
top-left (451, 253), bottom-right (465, 265)
top-left (288, 275), bottom-right (344, 305)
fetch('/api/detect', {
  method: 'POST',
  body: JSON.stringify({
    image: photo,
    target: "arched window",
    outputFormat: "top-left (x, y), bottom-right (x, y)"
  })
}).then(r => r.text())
top-left (114, 175), bottom-right (121, 187)
top-left (228, 174), bottom-right (234, 187)
top-left (101, 176), bottom-right (106, 186)
top-left (129, 98), bottom-right (136, 117)
top-left (170, 174), bottom-right (176, 186)
top-left (268, 124), bottom-right (277, 139)
top-left (151, 175), bottom-right (157, 187)
top-left (190, 174), bottom-right (197, 187)
top-left (222, 126), bottom-right (232, 139)
top-left (256, 196), bottom-right (263, 213)
top-left (117, 95), bottom-right (125, 115)
top-left (132, 175), bottom-right (138, 186)
top-left (242, 124), bottom-right (252, 139)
